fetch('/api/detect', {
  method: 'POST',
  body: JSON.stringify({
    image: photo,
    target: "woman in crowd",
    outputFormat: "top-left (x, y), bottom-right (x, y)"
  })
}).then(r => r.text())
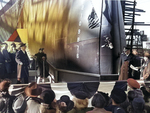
top-left (87, 91), bottom-right (111, 113)
top-left (67, 94), bottom-right (93, 113)
top-left (141, 51), bottom-right (150, 79)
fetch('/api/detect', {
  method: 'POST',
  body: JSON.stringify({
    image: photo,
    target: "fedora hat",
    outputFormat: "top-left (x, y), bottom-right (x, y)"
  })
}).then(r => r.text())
top-left (11, 43), bottom-right (16, 47)
top-left (19, 43), bottom-right (26, 47)
top-left (24, 82), bottom-right (42, 97)
top-left (40, 90), bottom-right (55, 105)
top-left (39, 48), bottom-right (44, 51)
top-left (0, 80), bottom-right (10, 92)
top-left (125, 45), bottom-right (131, 50)
top-left (111, 88), bottom-right (126, 104)
top-left (57, 95), bottom-right (74, 112)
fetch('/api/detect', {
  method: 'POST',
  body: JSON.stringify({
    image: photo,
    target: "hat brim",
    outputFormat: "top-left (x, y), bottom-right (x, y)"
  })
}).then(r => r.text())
top-left (20, 45), bottom-right (26, 47)
top-left (39, 48), bottom-right (44, 51)
top-left (24, 86), bottom-right (42, 97)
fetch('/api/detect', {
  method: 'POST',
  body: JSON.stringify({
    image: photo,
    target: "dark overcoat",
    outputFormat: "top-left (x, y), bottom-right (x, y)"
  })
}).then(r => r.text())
top-left (2, 49), bottom-right (11, 74)
top-left (0, 52), bottom-right (5, 78)
top-left (35, 52), bottom-right (49, 77)
top-left (15, 50), bottom-right (29, 79)
top-left (9, 50), bottom-right (18, 73)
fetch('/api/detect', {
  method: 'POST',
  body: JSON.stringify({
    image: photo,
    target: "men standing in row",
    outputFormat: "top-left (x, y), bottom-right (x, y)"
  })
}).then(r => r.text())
top-left (119, 46), bottom-right (141, 80)
top-left (15, 43), bottom-right (29, 83)
top-left (1, 43), bottom-right (11, 78)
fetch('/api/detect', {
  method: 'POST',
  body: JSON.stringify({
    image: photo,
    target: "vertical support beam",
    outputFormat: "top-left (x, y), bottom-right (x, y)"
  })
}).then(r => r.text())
top-left (130, 0), bottom-right (136, 53)
top-left (54, 70), bottom-right (58, 83)
top-left (121, 0), bottom-right (126, 20)
top-left (99, 0), bottom-right (104, 78)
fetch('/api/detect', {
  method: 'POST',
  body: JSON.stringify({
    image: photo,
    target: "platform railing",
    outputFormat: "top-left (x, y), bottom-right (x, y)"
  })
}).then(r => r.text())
top-left (47, 61), bottom-right (119, 83)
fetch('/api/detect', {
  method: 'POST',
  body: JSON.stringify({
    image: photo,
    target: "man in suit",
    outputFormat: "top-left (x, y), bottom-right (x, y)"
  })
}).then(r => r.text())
top-left (15, 43), bottom-right (29, 83)
top-left (35, 48), bottom-right (50, 83)
top-left (1, 43), bottom-right (12, 78)
top-left (119, 46), bottom-right (141, 80)
top-left (9, 43), bottom-right (18, 73)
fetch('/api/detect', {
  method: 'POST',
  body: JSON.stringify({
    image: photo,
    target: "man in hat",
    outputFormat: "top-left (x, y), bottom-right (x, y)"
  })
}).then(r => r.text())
top-left (24, 82), bottom-right (42, 113)
top-left (15, 43), bottom-right (29, 83)
top-left (0, 80), bottom-right (16, 113)
top-left (9, 43), bottom-right (18, 73)
top-left (1, 43), bottom-right (12, 78)
top-left (105, 88), bottom-right (126, 113)
top-left (34, 48), bottom-right (50, 83)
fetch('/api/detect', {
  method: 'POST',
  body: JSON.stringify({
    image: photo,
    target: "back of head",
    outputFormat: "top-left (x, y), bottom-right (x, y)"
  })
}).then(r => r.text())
top-left (92, 92), bottom-right (109, 108)
top-left (41, 90), bottom-right (55, 105)
top-left (73, 96), bottom-right (88, 109)
top-left (111, 88), bottom-right (126, 104)
top-left (128, 90), bottom-right (137, 102)
top-left (132, 97), bottom-right (145, 113)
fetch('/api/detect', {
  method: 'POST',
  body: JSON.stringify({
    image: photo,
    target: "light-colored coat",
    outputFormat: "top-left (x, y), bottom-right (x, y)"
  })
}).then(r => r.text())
top-left (25, 98), bottom-right (40, 113)
top-left (143, 62), bottom-right (150, 79)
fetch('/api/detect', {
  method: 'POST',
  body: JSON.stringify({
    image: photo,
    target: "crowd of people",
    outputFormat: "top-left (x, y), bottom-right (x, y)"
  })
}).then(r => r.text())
top-left (0, 78), bottom-right (149, 113)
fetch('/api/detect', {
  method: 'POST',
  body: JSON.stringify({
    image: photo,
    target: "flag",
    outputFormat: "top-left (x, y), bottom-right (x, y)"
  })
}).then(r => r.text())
top-left (88, 8), bottom-right (100, 29)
